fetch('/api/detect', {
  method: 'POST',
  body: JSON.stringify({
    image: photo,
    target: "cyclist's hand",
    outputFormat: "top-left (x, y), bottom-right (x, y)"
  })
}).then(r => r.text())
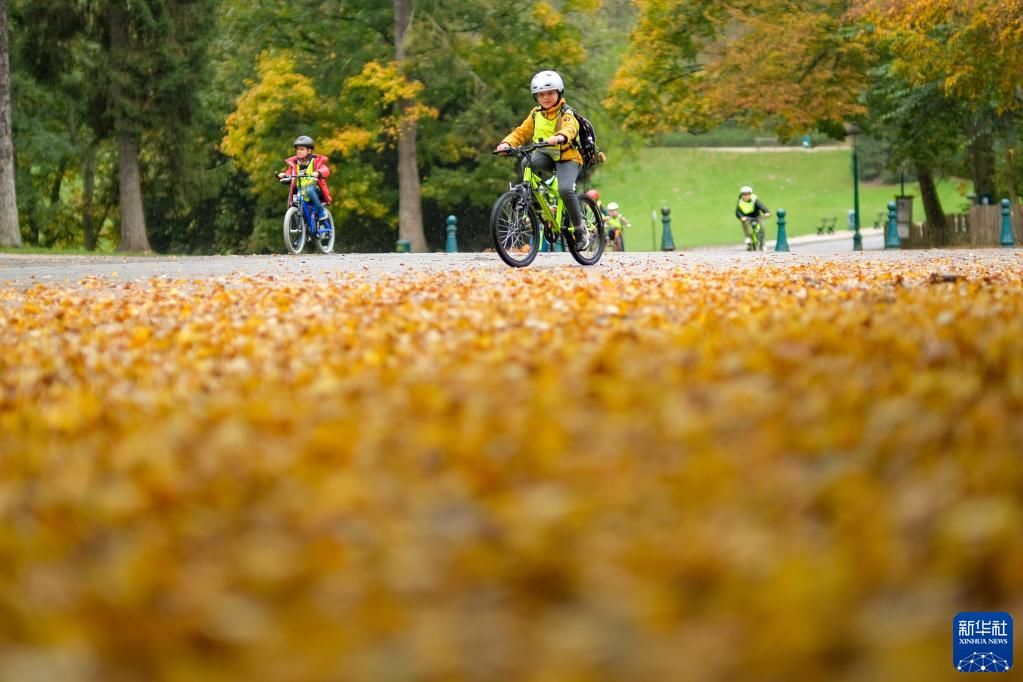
top-left (495, 142), bottom-right (511, 153)
top-left (312, 171), bottom-right (320, 179)
top-left (277, 172), bottom-right (286, 179)
top-left (545, 135), bottom-right (564, 146)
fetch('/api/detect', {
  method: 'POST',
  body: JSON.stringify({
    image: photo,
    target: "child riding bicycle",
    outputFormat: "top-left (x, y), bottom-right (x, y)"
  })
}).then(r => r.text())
top-left (277, 135), bottom-right (332, 234)
top-left (606, 201), bottom-right (630, 251)
top-left (494, 70), bottom-right (589, 249)
top-left (735, 185), bottom-right (770, 250)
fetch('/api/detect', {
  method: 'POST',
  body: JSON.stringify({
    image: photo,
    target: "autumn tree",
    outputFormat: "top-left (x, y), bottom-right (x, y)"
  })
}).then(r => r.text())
top-left (607, 0), bottom-right (875, 137)
top-left (608, 0), bottom-right (1023, 229)
top-left (0, 0), bottom-right (19, 247)
top-left (856, 0), bottom-right (1023, 200)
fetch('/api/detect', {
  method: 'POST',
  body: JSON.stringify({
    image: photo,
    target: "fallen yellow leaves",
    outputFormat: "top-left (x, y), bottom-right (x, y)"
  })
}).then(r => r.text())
top-left (2, 258), bottom-right (1023, 681)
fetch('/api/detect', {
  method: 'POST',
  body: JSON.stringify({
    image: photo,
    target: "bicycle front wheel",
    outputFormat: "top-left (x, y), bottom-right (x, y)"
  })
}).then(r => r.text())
top-left (566, 195), bottom-right (606, 266)
top-left (491, 190), bottom-right (540, 267)
top-left (283, 207), bottom-right (306, 254)
top-left (315, 209), bottom-right (336, 254)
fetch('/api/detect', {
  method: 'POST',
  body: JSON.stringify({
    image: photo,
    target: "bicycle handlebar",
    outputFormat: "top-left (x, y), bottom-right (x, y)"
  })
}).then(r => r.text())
top-left (492, 142), bottom-right (559, 156)
top-left (277, 174), bottom-right (321, 184)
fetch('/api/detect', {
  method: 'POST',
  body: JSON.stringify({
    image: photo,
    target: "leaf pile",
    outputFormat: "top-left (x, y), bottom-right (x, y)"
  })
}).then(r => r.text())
top-left (2, 258), bottom-right (1023, 681)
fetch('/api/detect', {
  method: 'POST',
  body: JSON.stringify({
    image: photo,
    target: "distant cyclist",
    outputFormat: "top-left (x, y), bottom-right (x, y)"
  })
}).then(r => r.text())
top-left (278, 135), bottom-right (332, 234)
top-left (605, 202), bottom-right (630, 251)
top-left (735, 185), bottom-right (770, 250)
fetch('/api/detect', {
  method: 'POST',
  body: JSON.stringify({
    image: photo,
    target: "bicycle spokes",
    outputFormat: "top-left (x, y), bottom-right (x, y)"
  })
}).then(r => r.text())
top-left (496, 199), bottom-right (534, 252)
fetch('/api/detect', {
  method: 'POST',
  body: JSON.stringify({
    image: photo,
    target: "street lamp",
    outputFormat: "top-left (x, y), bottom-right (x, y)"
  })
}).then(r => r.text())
top-left (844, 122), bottom-right (863, 251)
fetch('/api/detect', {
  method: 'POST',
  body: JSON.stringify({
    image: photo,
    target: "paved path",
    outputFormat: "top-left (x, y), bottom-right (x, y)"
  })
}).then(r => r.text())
top-left (704, 228), bottom-right (885, 253)
top-left (2, 242), bottom-right (1019, 288)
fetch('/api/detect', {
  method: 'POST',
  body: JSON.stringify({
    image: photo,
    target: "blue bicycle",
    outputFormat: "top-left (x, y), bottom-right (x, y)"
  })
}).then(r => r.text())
top-left (280, 174), bottom-right (336, 254)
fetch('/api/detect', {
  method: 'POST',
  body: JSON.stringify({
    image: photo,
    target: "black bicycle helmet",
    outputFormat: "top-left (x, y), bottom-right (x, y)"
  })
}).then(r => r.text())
top-left (293, 135), bottom-right (315, 149)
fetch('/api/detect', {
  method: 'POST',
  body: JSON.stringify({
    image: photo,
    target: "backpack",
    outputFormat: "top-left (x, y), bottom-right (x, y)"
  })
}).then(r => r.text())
top-left (562, 105), bottom-right (603, 175)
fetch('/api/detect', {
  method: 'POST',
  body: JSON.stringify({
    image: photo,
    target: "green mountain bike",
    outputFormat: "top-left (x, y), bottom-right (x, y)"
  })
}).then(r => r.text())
top-left (743, 215), bottom-right (767, 252)
top-left (490, 143), bottom-right (605, 267)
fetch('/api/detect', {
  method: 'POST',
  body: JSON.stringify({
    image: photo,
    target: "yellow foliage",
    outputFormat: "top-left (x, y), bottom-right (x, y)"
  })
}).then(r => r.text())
top-left (3, 256), bottom-right (1023, 680)
top-left (222, 51), bottom-right (321, 187)
top-left (334, 61), bottom-right (439, 152)
top-left (856, 0), bottom-right (1023, 110)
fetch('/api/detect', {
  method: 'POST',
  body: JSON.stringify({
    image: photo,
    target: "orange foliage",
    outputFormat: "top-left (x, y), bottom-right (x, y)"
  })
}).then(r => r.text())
top-left (3, 257), bottom-right (1023, 679)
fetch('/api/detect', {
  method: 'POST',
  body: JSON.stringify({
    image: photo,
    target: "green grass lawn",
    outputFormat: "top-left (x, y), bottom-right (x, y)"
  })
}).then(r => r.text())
top-left (593, 147), bottom-right (967, 250)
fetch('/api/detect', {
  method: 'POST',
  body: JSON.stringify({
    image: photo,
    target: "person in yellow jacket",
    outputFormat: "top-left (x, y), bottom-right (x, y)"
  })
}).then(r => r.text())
top-left (495, 70), bottom-right (589, 249)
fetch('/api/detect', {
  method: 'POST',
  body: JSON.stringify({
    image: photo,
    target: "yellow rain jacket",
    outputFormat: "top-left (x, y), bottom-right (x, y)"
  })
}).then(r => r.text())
top-left (501, 99), bottom-right (583, 165)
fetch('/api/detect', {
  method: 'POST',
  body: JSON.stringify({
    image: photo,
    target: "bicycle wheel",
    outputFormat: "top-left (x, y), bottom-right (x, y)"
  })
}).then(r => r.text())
top-left (283, 206), bottom-right (306, 254)
top-left (491, 190), bottom-right (540, 267)
top-left (756, 225), bottom-right (766, 251)
top-left (566, 195), bottom-right (605, 266)
top-left (314, 209), bottom-right (336, 254)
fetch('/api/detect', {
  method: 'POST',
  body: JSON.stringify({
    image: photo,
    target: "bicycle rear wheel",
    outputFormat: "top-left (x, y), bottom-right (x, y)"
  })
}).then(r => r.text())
top-left (283, 207), bottom-right (306, 254)
top-left (566, 195), bottom-right (605, 265)
top-left (491, 190), bottom-right (540, 267)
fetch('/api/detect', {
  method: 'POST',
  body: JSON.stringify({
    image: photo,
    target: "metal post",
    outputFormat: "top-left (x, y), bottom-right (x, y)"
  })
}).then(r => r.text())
top-left (444, 215), bottom-right (458, 253)
top-left (845, 123), bottom-right (863, 251)
top-left (1000, 198), bottom-right (1015, 247)
top-left (852, 143), bottom-right (862, 251)
top-left (660, 206), bottom-right (676, 251)
top-left (774, 208), bottom-right (790, 252)
top-left (650, 209), bottom-right (658, 251)
top-left (885, 201), bottom-right (901, 249)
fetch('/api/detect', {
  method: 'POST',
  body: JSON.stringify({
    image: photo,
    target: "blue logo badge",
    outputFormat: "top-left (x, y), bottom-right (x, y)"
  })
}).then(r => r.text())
top-left (954, 612), bottom-right (1013, 672)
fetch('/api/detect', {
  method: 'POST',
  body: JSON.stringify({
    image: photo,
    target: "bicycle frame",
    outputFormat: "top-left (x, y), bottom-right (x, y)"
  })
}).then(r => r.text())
top-left (502, 143), bottom-right (571, 240)
top-left (745, 215), bottom-right (765, 251)
top-left (522, 166), bottom-right (564, 235)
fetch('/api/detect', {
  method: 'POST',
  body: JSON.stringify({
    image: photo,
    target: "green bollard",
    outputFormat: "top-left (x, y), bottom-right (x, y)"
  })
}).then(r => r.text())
top-left (444, 215), bottom-right (458, 253)
top-left (885, 201), bottom-right (901, 249)
top-left (1000, 199), bottom-right (1015, 247)
top-left (660, 206), bottom-right (676, 251)
top-left (396, 239), bottom-right (411, 253)
top-left (774, 208), bottom-right (790, 252)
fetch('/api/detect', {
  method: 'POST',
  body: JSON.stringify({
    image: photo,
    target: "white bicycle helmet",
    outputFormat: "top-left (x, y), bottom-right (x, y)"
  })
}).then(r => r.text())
top-left (293, 135), bottom-right (315, 149)
top-left (530, 70), bottom-right (565, 96)
top-left (740, 185), bottom-right (753, 194)
top-left (607, 202), bottom-right (619, 211)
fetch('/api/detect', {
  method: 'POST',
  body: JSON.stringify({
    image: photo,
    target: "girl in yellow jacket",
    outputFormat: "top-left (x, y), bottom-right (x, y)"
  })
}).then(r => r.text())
top-left (495, 70), bottom-right (589, 248)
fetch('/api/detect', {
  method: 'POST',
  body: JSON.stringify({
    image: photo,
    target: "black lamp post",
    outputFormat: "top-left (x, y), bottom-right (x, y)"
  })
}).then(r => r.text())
top-left (845, 123), bottom-right (863, 251)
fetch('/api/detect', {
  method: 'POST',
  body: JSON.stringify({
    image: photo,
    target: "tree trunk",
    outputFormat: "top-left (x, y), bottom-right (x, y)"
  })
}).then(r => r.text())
top-left (0, 0), bottom-right (21, 247)
top-left (916, 161), bottom-right (947, 247)
top-left (394, 0), bottom-right (427, 252)
top-left (1007, 148), bottom-right (1018, 208)
top-left (82, 146), bottom-right (97, 250)
top-left (108, 4), bottom-right (150, 252)
top-left (115, 131), bottom-right (151, 251)
top-left (968, 120), bottom-right (997, 202)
